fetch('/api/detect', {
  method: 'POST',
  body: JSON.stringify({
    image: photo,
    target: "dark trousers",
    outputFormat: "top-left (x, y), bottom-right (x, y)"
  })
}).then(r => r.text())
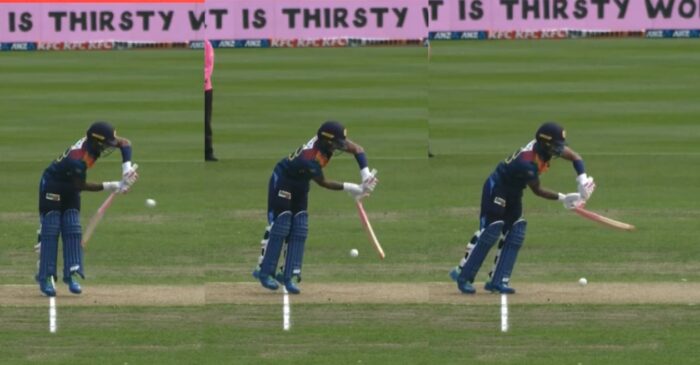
top-left (267, 171), bottom-right (309, 224)
top-left (204, 89), bottom-right (214, 159)
top-left (479, 176), bottom-right (523, 233)
top-left (39, 176), bottom-right (81, 215)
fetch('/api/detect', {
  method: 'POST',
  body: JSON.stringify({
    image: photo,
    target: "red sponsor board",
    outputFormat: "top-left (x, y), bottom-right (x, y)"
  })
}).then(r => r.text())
top-left (37, 40), bottom-right (114, 50)
top-left (271, 38), bottom-right (349, 48)
top-left (488, 29), bottom-right (567, 40)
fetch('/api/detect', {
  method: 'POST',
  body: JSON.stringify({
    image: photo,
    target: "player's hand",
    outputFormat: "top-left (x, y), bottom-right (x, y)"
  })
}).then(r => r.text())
top-left (103, 181), bottom-right (129, 194)
top-left (343, 182), bottom-right (368, 200)
top-left (361, 168), bottom-right (378, 193)
top-left (558, 192), bottom-right (583, 210)
top-left (576, 173), bottom-right (595, 200)
top-left (122, 168), bottom-right (138, 186)
top-left (122, 163), bottom-right (139, 186)
top-left (362, 179), bottom-right (377, 194)
top-left (118, 182), bottom-right (132, 194)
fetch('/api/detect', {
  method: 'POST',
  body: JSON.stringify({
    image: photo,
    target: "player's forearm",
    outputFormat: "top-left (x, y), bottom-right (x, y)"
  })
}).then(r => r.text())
top-left (344, 140), bottom-right (370, 173)
top-left (535, 188), bottom-right (561, 200)
top-left (529, 181), bottom-right (560, 200)
top-left (75, 180), bottom-right (104, 192)
top-left (561, 147), bottom-right (587, 176)
top-left (562, 147), bottom-right (581, 163)
top-left (86, 182), bottom-right (105, 191)
top-left (117, 137), bottom-right (132, 163)
top-left (313, 176), bottom-right (343, 190)
top-left (324, 180), bottom-right (344, 190)
top-left (344, 140), bottom-right (364, 155)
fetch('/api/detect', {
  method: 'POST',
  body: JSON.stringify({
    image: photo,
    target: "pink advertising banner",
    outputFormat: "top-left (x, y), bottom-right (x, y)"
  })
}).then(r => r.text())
top-left (428, 0), bottom-right (700, 31)
top-left (0, 0), bottom-right (426, 42)
top-left (205, 0), bottom-right (426, 40)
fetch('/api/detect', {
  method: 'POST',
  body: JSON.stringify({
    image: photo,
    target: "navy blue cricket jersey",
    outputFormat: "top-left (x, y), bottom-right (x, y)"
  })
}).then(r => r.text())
top-left (492, 140), bottom-right (550, 191)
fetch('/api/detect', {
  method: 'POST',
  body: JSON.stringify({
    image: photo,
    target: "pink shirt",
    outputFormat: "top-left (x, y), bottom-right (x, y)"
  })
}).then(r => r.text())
top-left (204, 40), bottom-right (214, 91)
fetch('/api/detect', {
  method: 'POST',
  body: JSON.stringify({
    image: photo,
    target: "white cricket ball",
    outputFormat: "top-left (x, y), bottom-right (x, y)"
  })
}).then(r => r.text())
top-left (349, 248), bottom-right (359, 258)
top-left (578, 277), bottom-right (588, 286)
top-left (145, 198), bottom-right (157, 208)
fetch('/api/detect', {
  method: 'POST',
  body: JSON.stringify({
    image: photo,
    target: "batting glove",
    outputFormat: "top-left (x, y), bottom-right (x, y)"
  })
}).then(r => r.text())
top-left (576, 173), bottom-right (595, 200)
top-left (103, 181), bottom-right (129, 194)
top-left (343, 182), bottom-right (368, 200)
top-left (122, 162), bottom-right (139, 186)
top-left (558, 192), bottom-right (583, 210)
top-left (360, 167), bottom-right (373, 181)
top-left (360, 168), bottom-right (378, 193)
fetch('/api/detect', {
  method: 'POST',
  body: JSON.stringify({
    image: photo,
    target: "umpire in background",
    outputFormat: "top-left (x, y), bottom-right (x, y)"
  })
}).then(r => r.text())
top-left (204, 39), bottom-right (217, 161)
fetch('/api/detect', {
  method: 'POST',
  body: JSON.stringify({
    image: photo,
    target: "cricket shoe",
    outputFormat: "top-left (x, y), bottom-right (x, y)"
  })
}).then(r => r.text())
top-left (276, 273), bottom-right (301, 295)
top-left (38, 276), bottom-right (56, 297)
top-left (484, 281), bottom-right (515, 295)
top-left (282, 280), bottom-right (300, 295)
top-left (63, 273), bottom-right (82, 294)
top-left (449, 267), bottom-right (476, 294)
top-left (258, 274), bottom-right (279, 291)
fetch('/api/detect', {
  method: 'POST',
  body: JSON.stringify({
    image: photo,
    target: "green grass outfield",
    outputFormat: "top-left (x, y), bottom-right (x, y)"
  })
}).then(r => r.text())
top-left (429, 39), bottom-right (700, 283)
top-left (0, 50), bottom-right (203, 286)
top-left (204, 46), bottom-right (429, 283)
top-left (425, 38), bottom-right (700, 365)
top-left (1, 40), bottom-right (699, 364)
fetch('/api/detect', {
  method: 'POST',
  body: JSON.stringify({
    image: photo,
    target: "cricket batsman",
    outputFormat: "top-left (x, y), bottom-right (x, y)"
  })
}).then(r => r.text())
top-left (450, 122), bottom-right (595, 294)
top-left (252, 121), bottom-right (378, 294)
top-left (35, 121), bottom-right (138, 296)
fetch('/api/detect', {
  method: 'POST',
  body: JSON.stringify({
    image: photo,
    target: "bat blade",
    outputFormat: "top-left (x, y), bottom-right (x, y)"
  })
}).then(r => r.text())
top-left (355, 199), bottom-right (385, 260)
top-left (81, 163), bottom-right (137, 247)
top-left (81, 192), bottom-right (116, 247)
top-left (573, 206), bottom-right (635, 232)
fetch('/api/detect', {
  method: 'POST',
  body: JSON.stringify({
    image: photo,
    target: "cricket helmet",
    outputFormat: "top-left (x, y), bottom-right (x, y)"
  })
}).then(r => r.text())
top-left (535, 122), bottom-right (566, 157)
top-left (86, 121), bottom-right (118, 155)
top-left (317, 120), bottom-right (347, 151)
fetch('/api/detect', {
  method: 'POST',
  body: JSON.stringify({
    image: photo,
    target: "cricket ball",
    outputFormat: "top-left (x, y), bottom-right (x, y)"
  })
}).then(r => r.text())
top-left (146, 198), bottom-right (157, 208)
top-left (578, 277), bottom-right (588, 286)
top-left (349, 248), bottom-right (359, 258)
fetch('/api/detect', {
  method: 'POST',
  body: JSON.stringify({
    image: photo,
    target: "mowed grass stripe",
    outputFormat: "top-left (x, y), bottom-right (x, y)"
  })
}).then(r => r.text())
top-left (0, 50), bottom-right (200, 161)
top-left (213, 47), bottom-right (427, 159)
top-left (429, 39), bottom-right (700, 155)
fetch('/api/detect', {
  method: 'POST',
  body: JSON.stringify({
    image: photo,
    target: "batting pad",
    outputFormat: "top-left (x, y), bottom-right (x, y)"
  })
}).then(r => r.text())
top-left (459, 220), bottom-right (504, 283)
top-left (489, 219), bottom-right (527, 287)
top-left (282, 211), bottom-right (309, 282)
top-left (61, 209), bottom-right (84, 279)
top-left (38, 211), bottom-right (61, 281)
top-left (259, 211), bottom-right (292, 277)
